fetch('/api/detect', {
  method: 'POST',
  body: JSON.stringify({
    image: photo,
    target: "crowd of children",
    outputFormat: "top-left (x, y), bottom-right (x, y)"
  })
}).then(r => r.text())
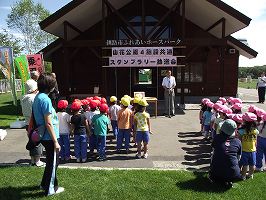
top-left (56, 94), bottom-right (152, 162)
top-left (200, 97), bottom-right (266, 181)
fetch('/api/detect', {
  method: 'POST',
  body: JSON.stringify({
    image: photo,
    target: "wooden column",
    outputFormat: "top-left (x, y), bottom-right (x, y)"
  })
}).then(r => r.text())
top-left (102, 0), bottom-right (107, 96)
top-left (141, 0), bottom-right (145, 39)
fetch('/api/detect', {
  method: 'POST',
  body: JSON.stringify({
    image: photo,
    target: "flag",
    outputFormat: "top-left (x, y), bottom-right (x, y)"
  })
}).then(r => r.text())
top-left (14, 55), bottom-right (30, 95)
top-left (0, 46), bottom-right (17, 105)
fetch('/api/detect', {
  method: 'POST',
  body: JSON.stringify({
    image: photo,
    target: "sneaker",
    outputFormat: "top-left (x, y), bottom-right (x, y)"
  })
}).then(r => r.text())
top-left (48, 187), bottom-right (65, 196)
top-left (35, 161), bottom-right (46, 167)
top-left (98, 157), bottom-right (104, 161)
top-left (143, 153), bottom-right (148, 159)
top-left (81, 158), bottom-right (87, 163)
top-left (76, 158), bottom-right (80, 163)
top-left (135, 154), bottom-right (141, 159)
top-left (246, 174), bottom-right (254, 179)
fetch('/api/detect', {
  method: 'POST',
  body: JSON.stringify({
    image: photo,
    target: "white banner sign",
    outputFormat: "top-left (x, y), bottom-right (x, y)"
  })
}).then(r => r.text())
top-left (112, 47), bottom-right (173, 57)
top-left (109, 56), bottom-right (177, 67)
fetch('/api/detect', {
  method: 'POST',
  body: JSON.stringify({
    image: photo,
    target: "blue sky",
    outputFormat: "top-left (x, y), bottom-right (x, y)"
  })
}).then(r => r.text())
top-left (0, 0), bottom-right (265, 67)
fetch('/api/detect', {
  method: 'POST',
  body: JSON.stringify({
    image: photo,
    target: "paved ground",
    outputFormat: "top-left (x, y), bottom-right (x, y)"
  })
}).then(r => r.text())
top-left (0, 88), bottom-right (264, 170)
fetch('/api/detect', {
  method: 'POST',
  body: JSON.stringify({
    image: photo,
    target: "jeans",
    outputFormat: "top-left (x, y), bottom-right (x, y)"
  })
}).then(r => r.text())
top-left (256, 136), bottom-right (266, 169)
top-left (111, 120), bottom-right (118, 138)
top-left (74, 134), bottom-right (87, 159)
top-left (96, 135), bottom-right (106, 158)
top-left (58, 134), bottom-right (70, 159)
top-left (89, 132), bottom-right (97, 152)
top-left (117, 129), bottom-right (131, 150)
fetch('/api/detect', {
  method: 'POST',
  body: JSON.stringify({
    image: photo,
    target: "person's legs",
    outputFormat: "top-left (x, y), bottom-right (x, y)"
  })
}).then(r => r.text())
top-left (124, 129), bottom-right (131, 151)
top-left (170, 91), bottom-right (175, 115)
top-left (62, 134), bottom-right (70, 159)
top-left (256, 136), bottom-right (264, 169)
top-left (58, 136), bottom-right (65, 159)
top-left (164, 90), bottom-right (169, 115)
top-left (117, 129), bottom-right (123, 150)
top-left (247, 152), bottom-right (256, 178)
top-left (89, 132), bottom-right (96, 153)
top-left (262, 87), bottom-right (266, 103)
top-left (99, 136), bottom-right (106, 159)
top-left (136, 132), bottom-right (142, 157)
top-left (258, 87), bottom-right (263, 103)
top-left (41, 140), bottom-right (60, 196)
top-left (80, 134), bottom-right (88, 162)
top-left (30, 143), bottom-right (44, 166)
top-left (111, 120), bottom-right (118, 139)
top-left (74, 135), bottom-right (81, 161)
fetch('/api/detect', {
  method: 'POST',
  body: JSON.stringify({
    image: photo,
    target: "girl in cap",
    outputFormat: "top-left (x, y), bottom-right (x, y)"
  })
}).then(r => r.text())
top-left (214, 105), bottom-right (229, 135)
top-left (91, 104), bottom-right (110, 161)
top-left (199, 98), bottom-right (210, 133)
top-left (238, 112), bottom-right (259, 179)
top-left (255, 112), bottom-right (266, 171)
top-left (70, 101), bottom-right (90, 163)
top-left (109, 96), bottom-right (121, 142)
top-left (209, 119), bottom-right (242, 188)
top-left (57, 100), bottom-right (71, 161)
top-left (202, 101), bottom-right (214, 139)
top-left (210, 103), bottom-right (222, 139)
top-left (231, 103), bottom-right (242, 114)
top-left (117, 97), bottom-right (133, 153)
top-left (134, 99), bottom-right (151, 159)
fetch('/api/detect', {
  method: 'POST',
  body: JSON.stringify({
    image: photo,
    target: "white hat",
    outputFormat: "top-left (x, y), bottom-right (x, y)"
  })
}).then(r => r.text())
top-left (25, 79), bottom-right (38, 94)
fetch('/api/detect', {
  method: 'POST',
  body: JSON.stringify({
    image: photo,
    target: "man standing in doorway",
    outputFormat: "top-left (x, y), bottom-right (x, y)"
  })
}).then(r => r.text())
top-left (162, 70), bottom-right (176, 117)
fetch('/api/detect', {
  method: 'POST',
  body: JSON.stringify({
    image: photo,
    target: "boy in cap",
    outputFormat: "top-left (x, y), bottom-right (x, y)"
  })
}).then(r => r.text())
top-left (109, 96), bottom-right (121, 142)
top-left (91, 104), bottom-right (110, 161)
top-left (134, 99), bottom-right (152, 159)
top-left (117, 97), bottom-right (133, 153)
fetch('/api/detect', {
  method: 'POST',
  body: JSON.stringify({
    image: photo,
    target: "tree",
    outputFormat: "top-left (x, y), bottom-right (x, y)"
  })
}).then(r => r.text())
top-left (7, 0), bottom-right (56, 54)
top-left (0, 29), bottom-right (23, 56)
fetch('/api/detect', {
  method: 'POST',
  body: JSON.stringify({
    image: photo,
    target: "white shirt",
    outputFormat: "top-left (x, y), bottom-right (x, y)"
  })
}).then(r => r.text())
top-left (162, 76), bottom-right (176, 89)
top-left (85, 110), bottom-right (100, 125)
top-left (57, 112), bottom-right (71, 134)
top-left (258, 76), bottom-right (266, 87)
top-left (21, 93), bottom-right (36, 125)
top-left (109, 104), bottom-right (121, 121)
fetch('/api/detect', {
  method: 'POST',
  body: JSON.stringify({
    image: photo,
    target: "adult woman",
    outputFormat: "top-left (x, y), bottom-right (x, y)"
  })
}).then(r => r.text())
top-left (32, 73), bottom-right (64, 196)
top-left (209, 119), bottom-right (242, 187)
top-left (21, 79), bottom-right (44, 167)
top-left (256, 72), bottom-right (266, 103)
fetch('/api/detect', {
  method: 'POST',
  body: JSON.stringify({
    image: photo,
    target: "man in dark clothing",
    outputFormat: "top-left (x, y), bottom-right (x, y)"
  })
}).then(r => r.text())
top-left (209, 119), bottom-right (243, 187)
top-left (49, 73), bottom-right (59, 108)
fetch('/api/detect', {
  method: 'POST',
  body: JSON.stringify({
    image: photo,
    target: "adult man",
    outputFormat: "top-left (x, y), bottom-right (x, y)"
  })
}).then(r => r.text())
top-left (162, 70), bottom-right (176, 117)
top-left (256, 72), bottom-right (266, 103)
top-left (48, 72), bottom-right (59, 108)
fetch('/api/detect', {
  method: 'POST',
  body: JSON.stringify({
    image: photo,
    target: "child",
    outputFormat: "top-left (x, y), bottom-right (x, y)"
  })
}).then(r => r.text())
top-left (202, 101), bottom-right (214, 139)
top-left (70, 101), bottom-right (90, 162)
top-left (57, 100), bottom-right (71, 161)
top-left (256, 114), bottom-right (266, 171)
top-left (199, 98), bottom-right (210, 133)
top-left (231, 103), bottom-right (242, 114)
top-left (91, 103), bottom-right (110, 161)
top-left (238, 112), bottom-right (258, 179)
top-left (109, 96), bottom-right (121, 141)
top-left (85, 100), bottom-right (100, 155)
top-left (117, 97), bottom-right (133, 153)
top-left (134, 99), bottom-right (151, 159)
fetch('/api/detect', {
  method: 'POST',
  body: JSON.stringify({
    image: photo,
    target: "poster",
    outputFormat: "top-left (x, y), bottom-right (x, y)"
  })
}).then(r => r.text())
top-left (0, 46), bottom-right (17, 105)
top-left (26, 54), bottom-right (44, 74)
top-left (14, 55), bottom-right (30, 95)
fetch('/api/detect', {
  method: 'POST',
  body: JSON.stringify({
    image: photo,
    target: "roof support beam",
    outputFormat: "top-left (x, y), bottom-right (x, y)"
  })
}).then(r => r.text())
top-left (63, 21), bottom-right (83, 39)
top-left (103, 0), bottom-right (141, 39)
top-left (141, 0), bottom-right (145, 39)
top-left (89, 47), bottom-right (101, 59)
top-left (181, 0), bottom-right (185, 39)
top-left (102, 0), bottom-right (106, 43)
top-left (64, 40), bottom-right (104, 47)
top-left (206, 17), bottom-right (225, 32)
top-left (146, 0), bottom-right (182, 39)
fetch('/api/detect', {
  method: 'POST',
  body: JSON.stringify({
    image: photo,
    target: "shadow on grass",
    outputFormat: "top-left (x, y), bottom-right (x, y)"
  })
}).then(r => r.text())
top-left (0, 185), bottom-right (44, 200)
top-left (176, 171), bottom-right (229, 193)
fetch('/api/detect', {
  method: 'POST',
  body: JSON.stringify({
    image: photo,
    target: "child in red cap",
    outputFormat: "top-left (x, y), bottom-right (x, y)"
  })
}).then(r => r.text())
top-left (85, 99), bottom-right (100, 156)
top-left (70, 101), bottom-right (90, 162)
top-left (57, 100), bottom-right (71, 161)
top-left (91, 104), bottom-right (110, 161)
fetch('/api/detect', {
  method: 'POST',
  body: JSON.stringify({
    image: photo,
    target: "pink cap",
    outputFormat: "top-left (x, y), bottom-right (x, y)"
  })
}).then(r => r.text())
top-left (255, 108), bottom-right (266, 118)
top-left (248, 105), bottom-right (258, 113)
top-left (232, 114), bottom-right (243, 123)
top-left (216, 100), bottom-right (223, 105)
top-left (201, 98), bottom-right (210, 105)
top-left (213, 103), bottom-right (222, 111)
top-left (226, 113), bottom-right (235, 119)
top-left (227, 97), bottom-right (234, 103)
top-left (218, 105), bottom-right (228, 114)
top-left (226, 108), bottom-right (233, 114)
top-left (262, 114), bottom-right (266, 121)
top-left (219, 97), bottom-right (227, 104)
top-left (242, 112), bottom-right (257, 122)
top-left (232, 103), bottom-right (243, 110)
top-left (232, 98), bottom-right (242, 104)
top-left (206, 101), bottom-right (214, 108)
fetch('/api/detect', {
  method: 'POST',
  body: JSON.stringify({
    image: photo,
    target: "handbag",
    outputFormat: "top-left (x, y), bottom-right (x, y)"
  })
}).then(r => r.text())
top-left (26, 111), bottom-right (46, 150)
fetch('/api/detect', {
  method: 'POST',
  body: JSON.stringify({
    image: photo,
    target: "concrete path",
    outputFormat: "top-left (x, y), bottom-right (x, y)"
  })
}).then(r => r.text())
top-left (0, 88), bottom-right (264, 170)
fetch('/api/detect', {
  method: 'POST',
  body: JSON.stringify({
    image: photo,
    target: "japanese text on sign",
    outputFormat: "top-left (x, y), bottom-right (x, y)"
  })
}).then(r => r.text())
top-left (112, 47), bottom-right (173, 57)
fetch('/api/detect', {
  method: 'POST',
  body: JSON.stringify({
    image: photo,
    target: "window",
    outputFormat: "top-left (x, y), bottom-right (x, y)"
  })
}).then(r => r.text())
top-left (190, 63), bottom-right (203, 82)
top-left (137, 69), bottom-right (152, 84)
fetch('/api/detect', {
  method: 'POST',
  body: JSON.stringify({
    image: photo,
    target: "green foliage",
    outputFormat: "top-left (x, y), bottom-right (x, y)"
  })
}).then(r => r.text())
top-left (238, 80), bottom-right (257, 89)
top-left (1, 167), bottom-right (266, 200)
top-left (6, 0), bottom-right (56, 54)
top-left (44, 61), bottom-right (52, 73)
top-left (0, 29), bottom-right (23, 56)
top-left (239, 65), bottom-right (266, 79)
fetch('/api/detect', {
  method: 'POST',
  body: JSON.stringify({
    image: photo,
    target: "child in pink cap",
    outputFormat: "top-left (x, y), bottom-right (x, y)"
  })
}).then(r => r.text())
top-left (210, 103), bottom-right (222, 139)
top-left (231, 103), bottom-right (242, 114)
top-left (202, 102), bottom-right (214, 139)
top-left (238, 112), bottom-right (259, 179)
top-left (199, 98), bottom-right (210, 133)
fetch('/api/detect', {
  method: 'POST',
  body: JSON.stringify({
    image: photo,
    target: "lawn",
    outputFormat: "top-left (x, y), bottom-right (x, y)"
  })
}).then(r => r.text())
top-left (0, 92), bottom-right (23, 128)
top-left (0, 167), bottom-right (266, 200)
top-left (238, 79), bottom-right (257, 89)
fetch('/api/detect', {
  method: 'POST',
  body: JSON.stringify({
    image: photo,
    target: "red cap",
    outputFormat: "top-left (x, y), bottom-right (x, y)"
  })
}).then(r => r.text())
top-left (101, 97), bottom-right (107, 104)
top-left (73, 99), bottom-right (81, 103)
top-left (90, 100), bottom-right (98, 109)
top-left (71, 101), bottom-right (81, 111)
top-left (99, 103), bottom-right (109, 113)
top-left (81, 99), bottom-right (89, 105)
top-left (93, 96), bottom-right (101, 101)
top-left (57, 100), bottom-right (68, 109)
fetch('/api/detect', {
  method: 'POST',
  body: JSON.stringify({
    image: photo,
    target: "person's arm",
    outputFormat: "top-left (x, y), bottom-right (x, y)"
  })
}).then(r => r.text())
top-left (162, 77), bottom-right (168, 90)
top-left (133, 118), bottom-right (137, 135)
top-left (44, 113), bottom-right (60, 152)
top-left (172, 76), bottom-right (176, 89)
top-left (85, 119), bottom-right (91, 136)
top-left (147, 117), bottom-right (152, 134)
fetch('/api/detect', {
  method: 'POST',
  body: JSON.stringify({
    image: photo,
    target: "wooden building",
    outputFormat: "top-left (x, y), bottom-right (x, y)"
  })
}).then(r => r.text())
top-left (39, 0), bottom-right (257, 103)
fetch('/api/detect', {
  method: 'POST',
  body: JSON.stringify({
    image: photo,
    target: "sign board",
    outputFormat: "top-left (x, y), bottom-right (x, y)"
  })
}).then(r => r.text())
top-left (27, 54), bottom-right (44, 74)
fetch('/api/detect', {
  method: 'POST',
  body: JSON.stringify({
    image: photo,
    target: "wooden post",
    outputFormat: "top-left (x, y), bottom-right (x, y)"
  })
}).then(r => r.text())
top-left (102, 0), bottom-right (107, 96)
top-left (141, 0), bottom-right (145, 39)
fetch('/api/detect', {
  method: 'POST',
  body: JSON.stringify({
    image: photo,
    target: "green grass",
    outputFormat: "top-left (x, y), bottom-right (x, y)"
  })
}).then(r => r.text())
top-left (238, 79), bottom-right (257, 89)
top-left (0, 92), bottom-right (23, 128)
top-left (1, 167), bottom-right (266, 200)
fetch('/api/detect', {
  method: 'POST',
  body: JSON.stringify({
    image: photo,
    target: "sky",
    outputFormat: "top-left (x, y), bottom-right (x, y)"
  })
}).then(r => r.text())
top-left (0, 0), bottom-right (265, 67)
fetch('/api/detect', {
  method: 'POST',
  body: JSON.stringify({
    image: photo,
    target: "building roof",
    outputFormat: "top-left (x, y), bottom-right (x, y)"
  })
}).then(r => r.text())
top-left (40, 0), bottom-right (257, 59)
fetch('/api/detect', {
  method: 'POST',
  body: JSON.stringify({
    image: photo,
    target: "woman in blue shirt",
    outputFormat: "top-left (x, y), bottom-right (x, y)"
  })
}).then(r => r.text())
top-left (32, 73), bottom-right (64, 196)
